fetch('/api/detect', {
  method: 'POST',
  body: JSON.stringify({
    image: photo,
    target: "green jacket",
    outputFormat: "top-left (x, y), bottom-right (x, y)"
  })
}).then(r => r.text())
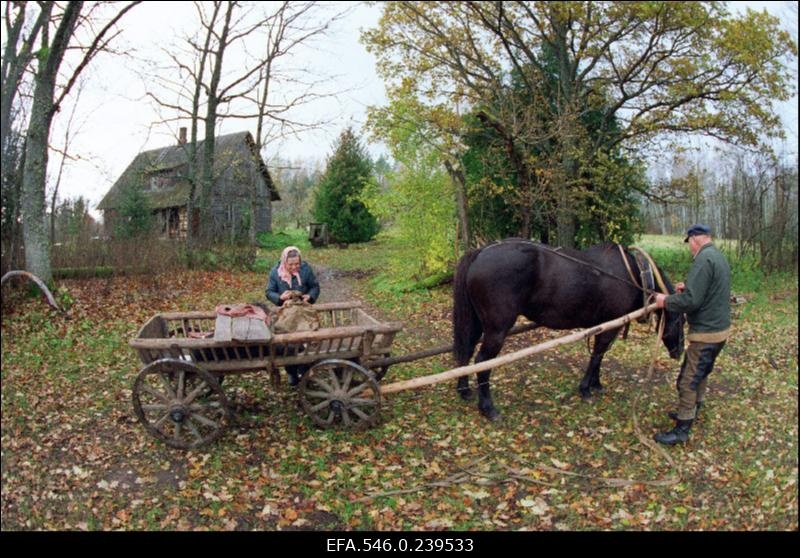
top-left (665, 243), bottom-right (731, 335)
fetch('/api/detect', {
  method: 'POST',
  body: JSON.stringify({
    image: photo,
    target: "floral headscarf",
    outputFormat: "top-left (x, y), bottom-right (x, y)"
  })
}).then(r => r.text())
top-left (277, 246), bottom-right (302, 287)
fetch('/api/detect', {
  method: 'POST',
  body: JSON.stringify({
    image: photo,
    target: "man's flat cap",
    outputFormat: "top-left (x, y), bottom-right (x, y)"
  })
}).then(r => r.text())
top-left (684, 224), bottom-right (711, 242)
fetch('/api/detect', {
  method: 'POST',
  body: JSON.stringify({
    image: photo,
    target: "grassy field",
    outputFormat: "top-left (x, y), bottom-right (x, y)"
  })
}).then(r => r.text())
top-left (1, 234), bottom-right (797, 531)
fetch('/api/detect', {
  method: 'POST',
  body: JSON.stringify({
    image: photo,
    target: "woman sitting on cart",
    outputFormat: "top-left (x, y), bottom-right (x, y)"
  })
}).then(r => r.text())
top-left (266, 246), bottom-right (320, 306)
top-left (265, 246), bottom-right (321, 385)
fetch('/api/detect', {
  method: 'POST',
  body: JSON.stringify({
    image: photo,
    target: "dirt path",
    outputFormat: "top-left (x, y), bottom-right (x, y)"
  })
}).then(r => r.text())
top-left (312, 264), bottom-right (394, 324)
top-left (312, 264), bottom-right (359, 304)
top-left (312, 263), bottom-right (452, 362)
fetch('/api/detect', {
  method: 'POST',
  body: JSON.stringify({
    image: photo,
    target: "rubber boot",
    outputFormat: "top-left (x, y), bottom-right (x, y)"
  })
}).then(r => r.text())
top-left (654, 419), bottom-right (693, 446)
top-left (668, 401), bottom-right (703, 422)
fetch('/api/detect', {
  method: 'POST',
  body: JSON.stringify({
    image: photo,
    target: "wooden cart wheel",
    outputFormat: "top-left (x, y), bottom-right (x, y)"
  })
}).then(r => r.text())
top-left (299, 359), bottom-right (381, 429)
top-left (132, 358), bottom-right (232, 449)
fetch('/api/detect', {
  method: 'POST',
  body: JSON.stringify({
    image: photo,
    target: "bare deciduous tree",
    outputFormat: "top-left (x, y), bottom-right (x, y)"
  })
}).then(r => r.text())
top-left (15, 1), bottom-right (140, 283)
top-left (145, 1), bottom-right (350, 245)
top-left (49, 80), bottom-right (88, 246)
top-left (1, 1), bottom-right (47, 160)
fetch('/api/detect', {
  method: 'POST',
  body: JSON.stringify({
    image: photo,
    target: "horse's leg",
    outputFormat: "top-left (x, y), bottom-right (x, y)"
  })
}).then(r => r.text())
top-left (457, 376), bottom-right (473, 401)
top-left (473, 329), bottom-right (508, 420)
top-left (579, 329), bottom-right (619, 399)
top-left (456, 325), bottom-right (482, 401)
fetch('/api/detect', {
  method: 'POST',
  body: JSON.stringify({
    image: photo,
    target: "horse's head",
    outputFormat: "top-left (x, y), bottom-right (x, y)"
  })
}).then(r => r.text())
top-left (661, 307), bottom-right (685, 359)
top-left (657, 272), bottom-right (685, 360)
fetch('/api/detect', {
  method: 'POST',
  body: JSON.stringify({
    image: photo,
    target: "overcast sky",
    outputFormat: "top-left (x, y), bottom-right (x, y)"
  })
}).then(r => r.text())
top-left (42, 1), bottom-right (798, 217)
top-left (50, 0), bottom-right (387, 216)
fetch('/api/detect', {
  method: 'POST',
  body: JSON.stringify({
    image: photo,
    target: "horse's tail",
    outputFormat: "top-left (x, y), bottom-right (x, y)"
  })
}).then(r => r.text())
top-left (453, 247), bottom-right (483, 366)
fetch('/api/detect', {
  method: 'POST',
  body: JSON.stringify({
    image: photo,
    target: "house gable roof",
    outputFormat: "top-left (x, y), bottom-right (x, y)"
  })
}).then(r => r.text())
top-left (97, 131), bottom-right (280, 211)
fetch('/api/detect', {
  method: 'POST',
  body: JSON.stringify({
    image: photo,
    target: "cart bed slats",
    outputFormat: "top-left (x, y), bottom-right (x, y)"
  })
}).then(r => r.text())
top-left (130, 302), bottom-right (402, 372)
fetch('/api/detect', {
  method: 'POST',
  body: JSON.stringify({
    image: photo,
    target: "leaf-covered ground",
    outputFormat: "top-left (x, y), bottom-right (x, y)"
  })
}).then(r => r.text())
top-left (1, 243), bottom-right (797, 531)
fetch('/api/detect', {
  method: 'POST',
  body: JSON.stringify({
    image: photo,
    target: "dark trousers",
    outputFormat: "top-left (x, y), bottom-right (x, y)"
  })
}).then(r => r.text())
top-left (286, 363), bottom-right (310, 378)
top-left (276, 343), bottom-right (310, 380)
top-left (676, 340), bottom-right (726, 420)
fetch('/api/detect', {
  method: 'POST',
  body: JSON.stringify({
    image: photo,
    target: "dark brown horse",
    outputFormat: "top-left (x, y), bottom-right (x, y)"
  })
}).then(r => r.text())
top-left (452, 239), bottom-right (684, 419)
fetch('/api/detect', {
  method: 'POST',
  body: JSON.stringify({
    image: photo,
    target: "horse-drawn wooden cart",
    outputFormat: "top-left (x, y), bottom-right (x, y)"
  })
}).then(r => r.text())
top-left (128, 241), bottom-right (677, 450)
top-left (129, 301), bottom-right (402, 449)
top-left (129, 296), bottom-right (659, 449)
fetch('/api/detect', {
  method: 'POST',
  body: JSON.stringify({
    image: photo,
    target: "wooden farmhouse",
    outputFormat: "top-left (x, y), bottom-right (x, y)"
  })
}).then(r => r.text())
top-left (97, 129), bottom-right (280, 240)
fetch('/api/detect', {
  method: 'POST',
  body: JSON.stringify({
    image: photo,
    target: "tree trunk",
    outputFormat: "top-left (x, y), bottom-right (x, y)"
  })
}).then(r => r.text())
top-left (199, 117), bottom-right (216, 245)
top-left (444, 159), bottom-right (470, 251)
top-left (185, 3), bottom-right (220, 249)
top-left (21, 2), bottom-right (83, 284)
top-left (197, 2), bottom-right (234, 246)
top-left (554, 21), bottom-right (577, 249)
top-left (555, 187), bottom-right (576, 248)
top-left (22, 96), bottom-right (56, 283)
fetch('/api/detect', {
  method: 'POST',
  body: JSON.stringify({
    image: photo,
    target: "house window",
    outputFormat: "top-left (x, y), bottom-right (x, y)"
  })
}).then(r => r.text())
top-left (148, 173), bottom-right (173, 191)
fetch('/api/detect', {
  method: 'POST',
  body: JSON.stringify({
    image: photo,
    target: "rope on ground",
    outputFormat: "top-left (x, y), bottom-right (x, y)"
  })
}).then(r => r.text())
top-left (358, 300), bottom-right (680, 501)
top-left (538, 303), bottom-right (681, 488)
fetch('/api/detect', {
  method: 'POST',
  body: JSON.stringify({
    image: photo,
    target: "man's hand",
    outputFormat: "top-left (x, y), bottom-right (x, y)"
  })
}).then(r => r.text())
top-left (676, 282), bottom-right (685, 293)
top-left (302, 294), bottom-right (311, 303)
top-left (655, 293), bottom-right (668, 309)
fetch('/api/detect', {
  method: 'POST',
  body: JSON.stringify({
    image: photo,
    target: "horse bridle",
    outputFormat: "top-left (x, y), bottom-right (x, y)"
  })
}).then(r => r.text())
top-left (617, 245), bottom-right (670, 297)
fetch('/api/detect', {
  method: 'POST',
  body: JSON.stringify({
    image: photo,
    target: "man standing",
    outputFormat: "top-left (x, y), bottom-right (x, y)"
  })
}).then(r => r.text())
top-left (653, 224), bottom-right (732, 445)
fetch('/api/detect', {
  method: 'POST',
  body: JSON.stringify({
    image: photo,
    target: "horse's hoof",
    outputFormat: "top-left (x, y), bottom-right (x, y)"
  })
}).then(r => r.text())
top-left (458, 388), bottom-right (474, 401)
top-left (480, 407), bottom-right (501, 421)
top-left (579, 389), bottom-right (592, 401)
top-left (590, 385), bottom-right (604, 394)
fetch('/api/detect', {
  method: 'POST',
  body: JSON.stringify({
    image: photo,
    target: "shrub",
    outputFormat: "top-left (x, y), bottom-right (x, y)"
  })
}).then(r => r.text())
top-left (184, 244), bottom-right (255, 271)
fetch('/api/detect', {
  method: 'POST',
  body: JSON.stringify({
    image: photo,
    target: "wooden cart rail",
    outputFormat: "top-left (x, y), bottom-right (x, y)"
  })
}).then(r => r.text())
top-left (129, 301), bottom-right (403, 373)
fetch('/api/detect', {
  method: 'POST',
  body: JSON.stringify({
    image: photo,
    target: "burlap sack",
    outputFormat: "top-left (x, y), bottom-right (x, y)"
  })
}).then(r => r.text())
top-left (273, 300), bottom-right (320, 334)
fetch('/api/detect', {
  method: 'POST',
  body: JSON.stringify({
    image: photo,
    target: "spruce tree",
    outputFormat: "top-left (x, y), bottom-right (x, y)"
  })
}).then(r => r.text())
top-left (313, 128), bottom-right (379, 243)
top-left (116, 184), bottom-right (154, 239)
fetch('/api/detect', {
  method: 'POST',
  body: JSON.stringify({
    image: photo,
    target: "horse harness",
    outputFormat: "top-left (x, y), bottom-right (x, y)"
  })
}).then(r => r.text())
top-left (482, 239), bottom-right (670, 348)
top-left (483, 239), bottom-right (668, 298)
